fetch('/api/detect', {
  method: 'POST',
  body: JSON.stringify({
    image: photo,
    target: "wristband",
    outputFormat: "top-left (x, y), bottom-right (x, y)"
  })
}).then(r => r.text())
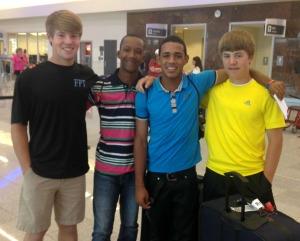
top-left (266, 79), bottom-right (275, 90)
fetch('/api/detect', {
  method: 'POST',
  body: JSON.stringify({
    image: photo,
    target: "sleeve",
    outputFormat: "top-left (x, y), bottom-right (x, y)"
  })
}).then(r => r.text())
top-left (88, 74), bottom-right (104, 108)
top-left (85, 68), bottom-right (99, 109)
top-left (263, 93), bottom-right (286, 129)
top-left (148, 59), bottom-right (155, 68)
top-left (11, 75), bottom-right (29, 124)
top-left (192, 70), bottom-right (216, 98)
top-left (135, 91), bottom-right (149, 120)
top-left (85, 66), bottom-right (98, 88)
top-left (87, 88), bottom-right (96, 109)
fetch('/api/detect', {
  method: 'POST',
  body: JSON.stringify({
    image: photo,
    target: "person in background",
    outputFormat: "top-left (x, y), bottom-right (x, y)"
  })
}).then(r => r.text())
top-left (147, 49), bottom-right (161, 77)
top-left (192, 56), bottom-right (203, 74)
top-left (11, 48), bottom-right (25, 77)
top-left (1, 48), bottom-right (11, 79)
top-left (203, 30), bottom-right (285, 207)
top-left (22, 49), bottom-right (29, 68)
top-left (0, 48), bottom-right (8, 77)
top-left (11, 10), bottom-right (97, 241)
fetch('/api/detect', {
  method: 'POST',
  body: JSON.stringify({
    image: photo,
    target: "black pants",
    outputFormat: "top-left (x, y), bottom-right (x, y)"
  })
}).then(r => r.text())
top-left (203, 168), bottom-right (275, 206)
top-left (141, 167), bottom-right (198, 241)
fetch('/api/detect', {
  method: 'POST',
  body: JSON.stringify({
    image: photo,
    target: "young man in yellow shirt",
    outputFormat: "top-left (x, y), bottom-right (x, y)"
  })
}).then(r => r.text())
top-left (203, 30), bottom-right (285, 206)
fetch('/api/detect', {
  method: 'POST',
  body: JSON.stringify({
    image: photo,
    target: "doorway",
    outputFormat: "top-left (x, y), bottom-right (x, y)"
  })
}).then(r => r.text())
top-left (171, 24), bottom-right (206, 73)
top-left (80, 41), bottom-right (93, 68)
top-left (104, 40), bottom-right (117, 75)
top-left (230, 22), bottom-right (274, 77)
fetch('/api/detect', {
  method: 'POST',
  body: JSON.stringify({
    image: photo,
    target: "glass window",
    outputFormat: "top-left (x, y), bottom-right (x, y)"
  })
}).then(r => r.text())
top-left (8, 33), bottom-right (17, 55)
top-left (17, 33), bottom-right (27, 50)
top-left (38, 32), bottom-right (48, 62)
top-left (7, 32), bottom-right (48, 63)
top-left (28, 33), bottom-right (38, 64)
top-left (28, 33), bottom-right (38, 55)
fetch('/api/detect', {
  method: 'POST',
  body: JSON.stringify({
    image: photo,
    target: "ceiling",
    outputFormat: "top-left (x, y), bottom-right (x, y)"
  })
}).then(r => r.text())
top-left (0, 0), bottom-right (294, 20)
top-left (0, 0), bottom-right (83, 11)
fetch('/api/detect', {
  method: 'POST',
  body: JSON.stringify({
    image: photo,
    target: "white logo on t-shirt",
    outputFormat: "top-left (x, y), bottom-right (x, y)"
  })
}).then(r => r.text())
top-left (74, 79), bottom-right (86, 88)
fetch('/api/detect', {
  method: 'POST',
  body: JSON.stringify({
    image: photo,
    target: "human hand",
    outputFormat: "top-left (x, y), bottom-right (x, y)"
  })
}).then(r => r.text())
top-left (136, 185), bottom-right (151, 209)
top-left (268, 80), bottom-right (285, 100)
top-left (136, 75), bottom-right (156, 93)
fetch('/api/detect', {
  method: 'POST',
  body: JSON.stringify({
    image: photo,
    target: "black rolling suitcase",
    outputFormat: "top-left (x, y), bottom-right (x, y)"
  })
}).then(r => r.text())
top-left (200, 172), bottom-right (300, 241)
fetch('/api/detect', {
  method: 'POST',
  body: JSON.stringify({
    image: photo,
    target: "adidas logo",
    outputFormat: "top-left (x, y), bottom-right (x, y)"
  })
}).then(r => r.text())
top-left (244, 100), bottom-right (251, 106)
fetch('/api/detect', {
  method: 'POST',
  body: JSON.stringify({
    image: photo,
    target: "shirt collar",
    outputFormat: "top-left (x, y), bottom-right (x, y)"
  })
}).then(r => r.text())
top-left (110, 68), bottom-right (143, 87)
top-left (156, 74), bottom-right (189, 93)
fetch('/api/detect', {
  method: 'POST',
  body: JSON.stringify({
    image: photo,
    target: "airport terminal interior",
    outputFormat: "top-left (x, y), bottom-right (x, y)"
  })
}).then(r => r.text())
top-left (0, 0), bottom-right (300, 240)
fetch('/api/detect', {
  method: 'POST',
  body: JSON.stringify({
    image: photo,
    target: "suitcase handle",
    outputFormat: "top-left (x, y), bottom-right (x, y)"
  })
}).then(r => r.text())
top-left (224, 171), bottom-right (249, 222)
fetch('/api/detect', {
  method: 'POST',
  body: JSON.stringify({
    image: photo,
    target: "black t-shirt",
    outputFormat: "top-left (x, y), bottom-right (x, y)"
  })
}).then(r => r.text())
top-left (11, 61), bottom-right (98, 178)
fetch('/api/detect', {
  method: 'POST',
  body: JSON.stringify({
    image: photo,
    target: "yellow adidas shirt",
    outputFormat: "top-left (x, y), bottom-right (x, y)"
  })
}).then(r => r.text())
top-left (204, 79), bottom-right (285, 176)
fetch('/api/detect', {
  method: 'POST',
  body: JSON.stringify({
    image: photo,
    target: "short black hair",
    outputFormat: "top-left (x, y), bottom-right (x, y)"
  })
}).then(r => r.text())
top-left (159, 35), bottom-right (187, 56)
top-left (119, 34), bottom-right (144, 49)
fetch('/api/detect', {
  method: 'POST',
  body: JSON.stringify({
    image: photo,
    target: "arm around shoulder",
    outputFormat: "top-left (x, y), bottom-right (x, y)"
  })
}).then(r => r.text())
top-left (215, 69), bottom-right (229, 85)
top-left (250, 69), bottom-right (285, 99)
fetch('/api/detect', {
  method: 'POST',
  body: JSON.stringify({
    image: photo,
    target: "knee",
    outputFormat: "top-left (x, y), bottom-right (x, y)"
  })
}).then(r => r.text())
top-left (58, 224), bottom-right (77, 236)
top-left (24, 231), bottom-right (47, 241)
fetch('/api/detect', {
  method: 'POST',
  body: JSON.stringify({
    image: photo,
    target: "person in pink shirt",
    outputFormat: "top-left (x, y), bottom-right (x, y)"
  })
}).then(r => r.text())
top-left (22, 49), bottom-right (29, 67)
top-left (147, 49), bottom-right (161, 77)
top-left (12, 48), bottom-right (26, 76)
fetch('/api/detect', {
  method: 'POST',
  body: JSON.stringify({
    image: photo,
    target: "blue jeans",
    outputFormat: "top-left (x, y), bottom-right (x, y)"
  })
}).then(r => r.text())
top-left (92, 171), bottom-right (138, 241)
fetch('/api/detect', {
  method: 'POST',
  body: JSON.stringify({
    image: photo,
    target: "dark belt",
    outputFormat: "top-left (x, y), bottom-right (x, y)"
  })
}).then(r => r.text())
top-left (147, 166), bottom-right (196, 182)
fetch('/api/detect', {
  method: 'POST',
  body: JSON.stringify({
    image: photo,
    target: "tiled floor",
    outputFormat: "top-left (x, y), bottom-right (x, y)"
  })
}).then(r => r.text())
top-left (0, 77), bottom-right (300, 240)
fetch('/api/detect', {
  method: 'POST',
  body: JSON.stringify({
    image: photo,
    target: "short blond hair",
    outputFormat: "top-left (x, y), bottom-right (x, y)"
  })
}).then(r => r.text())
top-left (46, 10), bottom-right (82, 37)
top-left (218, 30), bottom-right (255, 58)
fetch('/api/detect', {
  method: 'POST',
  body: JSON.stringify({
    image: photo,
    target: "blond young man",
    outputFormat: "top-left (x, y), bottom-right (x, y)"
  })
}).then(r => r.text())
top-left (11, 10), bottom-right (97, 241)
top-left (203, 30), bottom-right (285, 206)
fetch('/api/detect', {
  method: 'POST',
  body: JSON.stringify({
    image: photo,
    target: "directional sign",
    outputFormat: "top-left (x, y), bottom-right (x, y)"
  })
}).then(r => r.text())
top-left (265, 19), bottom-right (286, 37)
top-left (146, 23), bottom-right (168, 38)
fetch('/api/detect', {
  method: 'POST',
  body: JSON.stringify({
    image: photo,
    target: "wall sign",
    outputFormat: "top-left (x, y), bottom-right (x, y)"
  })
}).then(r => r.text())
top-left (146, 23), bottom-right (168, 38)
top-left (265, 18), bottom-right (286, 37)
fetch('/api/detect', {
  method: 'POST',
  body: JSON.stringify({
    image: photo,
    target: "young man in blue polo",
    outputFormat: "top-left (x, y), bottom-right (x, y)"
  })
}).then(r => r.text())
top-left (134, 35), bottom-right (227, 241)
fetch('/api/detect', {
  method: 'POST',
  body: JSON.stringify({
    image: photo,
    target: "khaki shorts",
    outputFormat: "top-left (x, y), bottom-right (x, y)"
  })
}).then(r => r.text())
top-left (16, 169), bottom-right (86, 233)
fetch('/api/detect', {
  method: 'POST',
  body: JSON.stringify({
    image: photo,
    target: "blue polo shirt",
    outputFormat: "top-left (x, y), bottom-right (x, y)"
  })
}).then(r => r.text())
top-left (135, 70), bottom-right (216, 173)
